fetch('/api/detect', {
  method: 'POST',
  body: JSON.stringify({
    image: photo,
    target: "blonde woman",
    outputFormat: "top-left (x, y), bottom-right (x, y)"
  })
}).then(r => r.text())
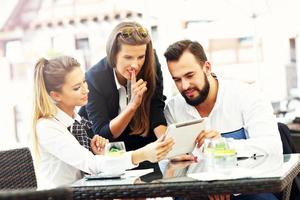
top-left (79, 21), bottom-right (167, 151)
top-left (32, 56), bottom-right (174, 189)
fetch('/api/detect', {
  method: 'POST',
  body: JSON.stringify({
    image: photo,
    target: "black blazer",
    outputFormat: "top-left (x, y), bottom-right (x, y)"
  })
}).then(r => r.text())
top-left (80, 54), bottom-right (167, 151)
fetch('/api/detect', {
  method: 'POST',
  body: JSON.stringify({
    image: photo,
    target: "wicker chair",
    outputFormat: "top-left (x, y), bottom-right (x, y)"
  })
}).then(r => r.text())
top-left (277, 123), bottom-right (300, 200)
top-left (0, 187), bottom-right (73, 200)
top-left (0, 147), bottom-right (37, 190)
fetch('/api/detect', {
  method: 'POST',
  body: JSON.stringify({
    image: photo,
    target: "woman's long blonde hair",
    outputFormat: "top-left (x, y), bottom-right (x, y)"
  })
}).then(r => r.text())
top-left (32, 56), bottom-right (80, 159)
top-left (106, 21), bottom-right (156, 136)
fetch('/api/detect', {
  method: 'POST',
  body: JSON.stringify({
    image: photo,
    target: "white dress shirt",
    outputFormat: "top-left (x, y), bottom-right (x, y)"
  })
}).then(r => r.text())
top-left (113, 68), bottom-right (128, 113)
top-left (36, 108), bottom-right (137, 189)
top-left (164, 77), bottom-right (283, 156)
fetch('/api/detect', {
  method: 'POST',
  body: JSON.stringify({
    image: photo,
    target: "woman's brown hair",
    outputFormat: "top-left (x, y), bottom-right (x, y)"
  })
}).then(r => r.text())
top-left (106, 21), bottom-right (156, 136)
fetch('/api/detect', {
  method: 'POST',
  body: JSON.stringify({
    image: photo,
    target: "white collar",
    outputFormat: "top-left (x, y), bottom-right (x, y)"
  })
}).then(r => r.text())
top-left (213, 76), bottom-right (223, 111)
top-left (54, 107), bottom-right (81, 128)
top-left (113, 68), bottom-right (123, 90)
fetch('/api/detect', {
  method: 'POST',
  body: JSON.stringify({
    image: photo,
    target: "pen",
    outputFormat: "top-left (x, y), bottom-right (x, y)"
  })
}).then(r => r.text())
top-left (127, 67), bottom-right (136, 104)
top-left (127, 79), bottom-right (131, 104)
top-left (160, 134), bottom-right (167, 142)
top-left (237, 154), bottom-right (264, 161)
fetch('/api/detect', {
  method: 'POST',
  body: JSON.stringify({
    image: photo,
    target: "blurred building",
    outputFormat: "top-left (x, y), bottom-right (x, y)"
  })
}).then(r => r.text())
top-left (1, 0), bottom-right (300, 148)
top-left (0, 0), bottom-right (146, 68)
top-left (0, 0), bottom-right (145, 147)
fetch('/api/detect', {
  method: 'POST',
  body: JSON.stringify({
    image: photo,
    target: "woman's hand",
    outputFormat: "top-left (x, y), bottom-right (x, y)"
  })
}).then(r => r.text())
top-left (196, 130), bottom-right (220, 148)
top-left (130, 79), bottom-right (147, 109)
top-left (132, 135), bottom-right (174, 164)
top-left (90, 135), bottom-right (109, 155)
top-left (143, 135), bottom-right (175, 162)
top-left (127, 69), bottom-right (147, 110)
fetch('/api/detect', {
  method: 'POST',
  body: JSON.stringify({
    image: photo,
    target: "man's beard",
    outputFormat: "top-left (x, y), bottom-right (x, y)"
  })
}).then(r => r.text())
top-left (181, 74), bottom-right (210, 106)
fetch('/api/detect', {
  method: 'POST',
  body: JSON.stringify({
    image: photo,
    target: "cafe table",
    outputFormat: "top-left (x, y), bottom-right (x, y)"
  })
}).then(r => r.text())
top-left (71, 154), bottom-right (300, 200)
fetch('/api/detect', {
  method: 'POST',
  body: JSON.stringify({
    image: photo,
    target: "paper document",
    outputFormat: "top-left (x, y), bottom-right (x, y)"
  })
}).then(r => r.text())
top-left (187, 168), bottom-right (251, 181)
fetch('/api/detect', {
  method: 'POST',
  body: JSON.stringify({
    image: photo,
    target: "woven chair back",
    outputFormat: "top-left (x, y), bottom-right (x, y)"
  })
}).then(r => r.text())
top-left (0, 148), bottom-right (37, 190)
top-left (0, 187), bottom-right (72, 200)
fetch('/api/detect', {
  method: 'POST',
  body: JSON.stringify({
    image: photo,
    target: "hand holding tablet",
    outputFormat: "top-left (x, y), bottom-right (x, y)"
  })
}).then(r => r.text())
top-left (165, 118), bottom-right (207, 159)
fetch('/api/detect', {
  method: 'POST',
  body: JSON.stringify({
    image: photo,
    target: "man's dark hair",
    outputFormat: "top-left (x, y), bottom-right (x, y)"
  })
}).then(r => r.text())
top-left (164, 39), bottom-right (207, 66)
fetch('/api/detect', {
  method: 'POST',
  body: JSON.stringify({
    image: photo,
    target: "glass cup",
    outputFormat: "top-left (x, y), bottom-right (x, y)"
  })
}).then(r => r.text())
top-left (102, 142), bottom-right (127, 174)
top-left (105, 141), bottom-right (126, 157)
top-left (213, 138), bottom-right (237, 173)
top-left (202, 137), bottom-right (237, 173)
top-left (202, 138), bottom-right (218, 170)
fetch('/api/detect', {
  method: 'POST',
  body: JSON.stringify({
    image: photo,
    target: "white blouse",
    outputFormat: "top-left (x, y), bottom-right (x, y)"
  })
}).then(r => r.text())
top-left (36, 108), bottom-right (136, 189)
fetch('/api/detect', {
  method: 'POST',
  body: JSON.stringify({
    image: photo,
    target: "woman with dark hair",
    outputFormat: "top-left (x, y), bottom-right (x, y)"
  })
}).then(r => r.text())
top-left (80, 21), bottom-right (167, 151)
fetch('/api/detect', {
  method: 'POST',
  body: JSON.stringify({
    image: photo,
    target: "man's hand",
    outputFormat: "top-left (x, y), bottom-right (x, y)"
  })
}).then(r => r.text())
top-left (196, 130), bottom-right (220, 148)
top-left (164, 160), bottom-right (194, 178)
top-left (90, 135), bottom-right (109, 155)
top-left (170, 154), bottom-right (196, 162)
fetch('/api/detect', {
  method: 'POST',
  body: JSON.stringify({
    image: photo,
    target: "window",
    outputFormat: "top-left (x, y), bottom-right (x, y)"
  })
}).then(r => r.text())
top-left (208, 37), bottom-right (262, 65)
top-left (75, 37), bottom-right (89, 50)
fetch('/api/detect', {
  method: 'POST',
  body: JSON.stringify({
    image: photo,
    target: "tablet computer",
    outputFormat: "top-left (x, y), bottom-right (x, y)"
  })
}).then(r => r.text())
top-left (165, 118), bottom-right (206, 159)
